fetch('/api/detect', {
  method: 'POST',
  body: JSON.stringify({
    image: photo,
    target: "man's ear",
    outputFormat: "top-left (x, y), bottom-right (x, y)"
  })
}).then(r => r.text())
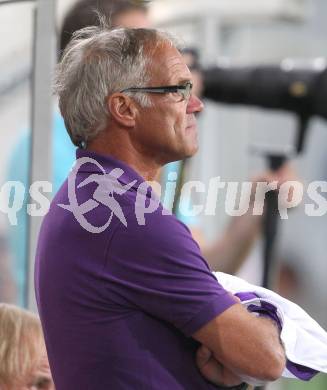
top-left (107, 93), bottom-right (137, 128)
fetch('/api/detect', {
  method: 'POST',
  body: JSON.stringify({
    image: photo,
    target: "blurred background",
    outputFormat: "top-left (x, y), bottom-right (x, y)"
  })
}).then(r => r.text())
top-left (0, 0), bottom-right (326, 389)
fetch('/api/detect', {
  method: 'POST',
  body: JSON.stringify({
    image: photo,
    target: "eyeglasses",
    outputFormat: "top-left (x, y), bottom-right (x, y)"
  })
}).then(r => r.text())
top-left (120, 81), bottom-right (193, 102)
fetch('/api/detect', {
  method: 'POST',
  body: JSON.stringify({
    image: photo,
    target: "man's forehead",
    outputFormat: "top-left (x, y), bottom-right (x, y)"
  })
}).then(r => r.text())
top-left (150, 44), bottom-right (192, 84)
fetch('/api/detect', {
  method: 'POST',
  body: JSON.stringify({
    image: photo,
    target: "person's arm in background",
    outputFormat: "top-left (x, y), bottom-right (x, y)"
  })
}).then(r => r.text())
top-left (194, 163), bottom-right (298, 273)
top-left (199, 210), bottom-right (261, 274)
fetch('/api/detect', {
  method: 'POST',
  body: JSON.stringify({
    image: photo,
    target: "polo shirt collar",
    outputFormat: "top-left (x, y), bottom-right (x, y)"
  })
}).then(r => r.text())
top-left (75, 148), bottom-right (147, 192)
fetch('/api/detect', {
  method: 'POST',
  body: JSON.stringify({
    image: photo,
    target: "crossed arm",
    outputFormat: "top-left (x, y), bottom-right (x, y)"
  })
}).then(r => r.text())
top-left (192, 302), bottom-right (286, 387)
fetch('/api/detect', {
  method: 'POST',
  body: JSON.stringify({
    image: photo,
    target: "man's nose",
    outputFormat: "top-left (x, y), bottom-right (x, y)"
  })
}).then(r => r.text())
top-left (187, 94), bottom-right (204, 114)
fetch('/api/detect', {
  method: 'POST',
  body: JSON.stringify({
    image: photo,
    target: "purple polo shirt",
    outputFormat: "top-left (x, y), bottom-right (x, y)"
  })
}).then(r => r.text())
top-left (35, 149), bottom-right (236, 390)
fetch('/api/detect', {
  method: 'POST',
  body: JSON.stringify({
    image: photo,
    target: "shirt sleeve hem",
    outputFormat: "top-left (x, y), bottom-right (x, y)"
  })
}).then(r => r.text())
top-left (181, 293), bottom-right (237, 337)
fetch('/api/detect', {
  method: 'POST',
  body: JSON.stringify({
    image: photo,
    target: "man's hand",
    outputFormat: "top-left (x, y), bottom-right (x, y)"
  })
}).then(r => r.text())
top-left (196, 345), bottom-right (243, 387)
top-left (251, 162), bottom-right (300, 206)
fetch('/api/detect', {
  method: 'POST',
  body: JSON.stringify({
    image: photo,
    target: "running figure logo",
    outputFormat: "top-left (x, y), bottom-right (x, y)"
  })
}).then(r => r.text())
top-left (59, 157), bottom-right (136, 233)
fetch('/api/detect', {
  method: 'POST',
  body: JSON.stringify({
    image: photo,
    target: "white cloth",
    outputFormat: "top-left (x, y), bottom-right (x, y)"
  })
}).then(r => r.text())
top-left (213, 272), bottom-right (327, 385)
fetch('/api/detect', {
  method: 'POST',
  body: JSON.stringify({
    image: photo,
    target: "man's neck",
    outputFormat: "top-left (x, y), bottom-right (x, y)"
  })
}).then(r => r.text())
top-left (87, 138), bottom-right (161, 182)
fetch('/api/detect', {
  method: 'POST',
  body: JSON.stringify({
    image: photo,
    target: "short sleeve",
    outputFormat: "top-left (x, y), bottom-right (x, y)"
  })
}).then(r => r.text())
top-left (104, 210), bottom-right (236, 336)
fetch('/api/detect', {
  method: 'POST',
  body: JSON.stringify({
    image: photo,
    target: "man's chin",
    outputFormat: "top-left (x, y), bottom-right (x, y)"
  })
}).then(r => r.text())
top-left (184, 144), bottom-right (199, 158)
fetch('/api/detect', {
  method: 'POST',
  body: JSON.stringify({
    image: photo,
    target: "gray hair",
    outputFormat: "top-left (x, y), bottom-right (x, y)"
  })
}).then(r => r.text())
top-left (53, 20), bottom-right (179, 147)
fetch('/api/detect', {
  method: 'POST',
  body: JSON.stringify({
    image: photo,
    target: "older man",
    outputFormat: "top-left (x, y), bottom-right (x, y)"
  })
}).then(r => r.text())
top-left (35, 24), bottom-right (285, 389)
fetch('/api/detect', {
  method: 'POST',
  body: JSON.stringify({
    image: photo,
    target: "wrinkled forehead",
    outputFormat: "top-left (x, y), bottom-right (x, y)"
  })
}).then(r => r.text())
top-left (148, 42), bottom-right (192, 85)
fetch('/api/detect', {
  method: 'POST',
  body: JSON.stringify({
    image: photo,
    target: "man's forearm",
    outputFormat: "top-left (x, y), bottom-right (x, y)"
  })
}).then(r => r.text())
top-left (217, 308), bottom-right (285, 381)
top-left (233, 315), bottom-right (286, 383)
top-left (194, 303), bottom-right (286, 382)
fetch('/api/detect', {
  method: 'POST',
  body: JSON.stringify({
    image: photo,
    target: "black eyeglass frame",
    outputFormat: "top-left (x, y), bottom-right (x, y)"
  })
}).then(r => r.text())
top-left (120, 81), bottom-right (193, 102)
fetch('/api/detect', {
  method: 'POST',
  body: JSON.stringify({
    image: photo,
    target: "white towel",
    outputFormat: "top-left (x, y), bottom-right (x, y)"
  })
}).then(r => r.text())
top-left (213, 272), bottom-right (327, 385)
